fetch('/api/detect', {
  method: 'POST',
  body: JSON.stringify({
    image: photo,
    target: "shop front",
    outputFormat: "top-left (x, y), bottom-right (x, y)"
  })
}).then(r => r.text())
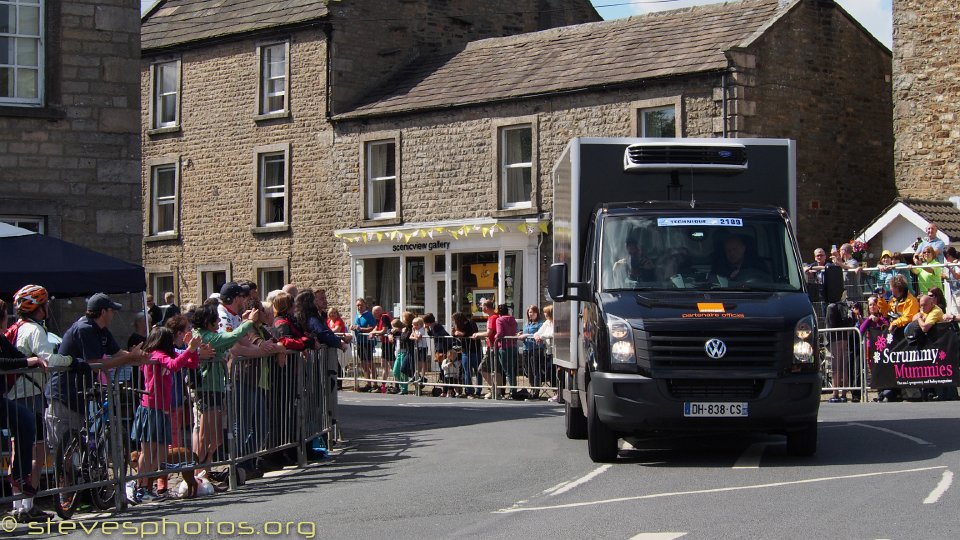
top-left (335, 218), bottom-right (547, 328)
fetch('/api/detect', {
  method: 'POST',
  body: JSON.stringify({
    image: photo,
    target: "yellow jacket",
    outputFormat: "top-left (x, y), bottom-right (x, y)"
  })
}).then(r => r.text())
top-left (877, 293), bottom-right (920, 329)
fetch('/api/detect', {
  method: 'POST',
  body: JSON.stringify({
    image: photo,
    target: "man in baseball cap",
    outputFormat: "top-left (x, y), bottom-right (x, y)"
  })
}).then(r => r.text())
top-left (86, 292), bottom-right (123, 312)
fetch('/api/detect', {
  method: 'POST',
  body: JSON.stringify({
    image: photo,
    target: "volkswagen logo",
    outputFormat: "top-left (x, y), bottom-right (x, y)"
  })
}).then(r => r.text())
top-left (704, 338), bottom-right (727, 359)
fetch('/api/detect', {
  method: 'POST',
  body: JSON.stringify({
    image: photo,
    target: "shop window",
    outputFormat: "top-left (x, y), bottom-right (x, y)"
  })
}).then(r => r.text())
top-left (358, 257), bottom-right (400, 315)
top-left (0, 214), bottom-right (44, 233)
top-left (454, 252), bottom-right (499, 319)
top-left (499, 125), bottom-right (532, 209)
top-left (150, 58), bottom-right (180, 130)
top-left (0, 0), bottom-right (43, 106)
top-left (638, 105), bottom-right (677, 137)
top-left (149, 162), bottom-right (178, 236)
top-left (365, 140), bottom-right (397, 219)
top-left (257, 41), bottom-right (288, 116)
top-left (405, 257), bottom-right (425, 314)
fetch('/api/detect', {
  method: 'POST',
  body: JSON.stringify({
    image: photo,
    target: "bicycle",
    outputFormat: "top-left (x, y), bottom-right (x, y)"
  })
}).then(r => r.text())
top-left (54, 382), bottom-right (145, 519)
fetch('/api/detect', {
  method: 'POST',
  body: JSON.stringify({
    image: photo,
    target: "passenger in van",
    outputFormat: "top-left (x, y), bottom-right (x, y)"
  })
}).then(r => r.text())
top-left (711, 234), bottom-right (767, 282)
top-left (611, 235), bottom-right (656, 285)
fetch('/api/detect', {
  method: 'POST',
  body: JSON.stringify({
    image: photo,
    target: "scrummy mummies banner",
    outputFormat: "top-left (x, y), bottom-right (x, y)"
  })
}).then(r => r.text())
top-left (871, 325), bottom-right (959, 388)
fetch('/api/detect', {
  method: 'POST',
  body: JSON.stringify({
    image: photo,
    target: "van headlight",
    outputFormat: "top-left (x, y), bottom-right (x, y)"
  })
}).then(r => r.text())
top-left (608, 315), bottom-right (637, 370)
top-left (793, 315), bottom-right (816, 364)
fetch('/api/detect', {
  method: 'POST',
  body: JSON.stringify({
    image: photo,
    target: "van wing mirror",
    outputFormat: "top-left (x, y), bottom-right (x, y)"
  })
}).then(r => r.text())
top-left (548, 263), bottom-right (590, 302)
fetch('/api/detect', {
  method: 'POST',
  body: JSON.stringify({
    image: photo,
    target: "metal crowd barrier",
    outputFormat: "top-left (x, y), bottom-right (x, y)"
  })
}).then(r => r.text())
top-left (338, 331), bottom-right (558, 400)
top-left (819, 326), bottom-right (868, 401)
top-left (0, 347), bottom-right (333, 516)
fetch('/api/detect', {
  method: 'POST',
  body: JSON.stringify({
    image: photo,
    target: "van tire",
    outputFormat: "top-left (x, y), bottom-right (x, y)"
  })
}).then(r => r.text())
top-left (587, 386), bottom-right (619, 462)
top-left (786, 422), bottom-right (817, 456)
top-left (565, 399), bottom-right (587, 440)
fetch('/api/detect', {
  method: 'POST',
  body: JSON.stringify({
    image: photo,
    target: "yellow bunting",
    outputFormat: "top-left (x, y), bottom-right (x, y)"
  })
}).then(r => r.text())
top-left (481, 227), bottom-right (490, 237)
top-left (404, 233), bottom-right (413, 242)
top-left (376, 233), bottom-right (383, 242)
top-left (334, 232), bottom-right (342, 238)
top-left (435, 227), bottom-right (445, 233)
top-left (496, 224), bottom-right (505, 232)
top-left (451, 231), bottom-right (460, 240)
top-left (539, 222), bottom-right (549, 234)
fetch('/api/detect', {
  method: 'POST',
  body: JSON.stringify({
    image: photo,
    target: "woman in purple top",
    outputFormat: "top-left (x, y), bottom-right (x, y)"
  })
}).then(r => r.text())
top-left (493, 304), bottom-right (519, 399)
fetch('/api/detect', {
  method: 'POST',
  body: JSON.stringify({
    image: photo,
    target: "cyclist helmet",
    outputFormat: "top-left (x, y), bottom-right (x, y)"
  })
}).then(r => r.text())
top-left (13, 284), bottom-right (49, 313)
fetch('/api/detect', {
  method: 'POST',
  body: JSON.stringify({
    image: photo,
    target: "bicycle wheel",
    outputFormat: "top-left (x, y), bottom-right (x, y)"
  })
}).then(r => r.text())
top-left (89, 438), bottom-right (122, 510)
top-left (54, 434), bottom-right (83, 520)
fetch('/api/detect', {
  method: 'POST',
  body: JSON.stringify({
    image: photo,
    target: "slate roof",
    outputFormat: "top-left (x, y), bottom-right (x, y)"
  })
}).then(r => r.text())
top-left (142, 0), bottom-right (328, 52)
top-left (900, 199), bottom-right (960, 241)
top-left (338, 0), bottom-right (789, 119)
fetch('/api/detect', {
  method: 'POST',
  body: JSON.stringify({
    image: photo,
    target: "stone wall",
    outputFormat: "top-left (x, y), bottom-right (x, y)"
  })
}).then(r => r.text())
top-left (0, 0), bottom-right (141, 264)
top-left (745, 0), bottom-right (895, 255)
top-left (327, 0), bottom-right (600, 113)
top-left (893, 0), bottom-right (960, 198)
top-left (141, 28), bottom-right (332, 305)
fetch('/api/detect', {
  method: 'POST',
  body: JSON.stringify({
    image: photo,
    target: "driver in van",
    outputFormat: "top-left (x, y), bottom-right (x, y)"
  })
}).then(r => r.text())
top-left (611, 234), bottom-right (656, 285)
top-left (711, 234), bottom-right (765, 282)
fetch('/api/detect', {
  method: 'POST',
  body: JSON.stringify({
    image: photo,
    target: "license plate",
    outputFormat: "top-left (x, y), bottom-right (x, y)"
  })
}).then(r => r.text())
top-left (683, 402), bottom-right (748, 417)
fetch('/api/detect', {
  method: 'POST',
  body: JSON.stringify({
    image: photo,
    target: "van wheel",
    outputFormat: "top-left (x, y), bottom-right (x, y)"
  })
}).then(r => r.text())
top-left (565, 398), bottom-right (586, 440)
top-left (786, 422), bottom-right (817, 456)
top-left (587, 386), bottom-right (619, 462)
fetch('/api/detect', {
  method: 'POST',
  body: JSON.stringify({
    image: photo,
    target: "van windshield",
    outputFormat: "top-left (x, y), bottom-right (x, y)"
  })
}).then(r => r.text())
top-left (599, 215), bottom-right (803, 292)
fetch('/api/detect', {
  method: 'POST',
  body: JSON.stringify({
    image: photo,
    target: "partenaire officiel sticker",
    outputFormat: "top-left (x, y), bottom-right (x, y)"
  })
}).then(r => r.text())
top-left (657, 217), bottom-right (743, 227)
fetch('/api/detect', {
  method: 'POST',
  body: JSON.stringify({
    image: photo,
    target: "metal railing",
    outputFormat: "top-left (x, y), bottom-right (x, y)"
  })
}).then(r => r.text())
top-left (0, 347), bottom-right (333, 515)
top-left (337, 331), bottom-right (557, 400)
top-left (819, 326), bottom-right (868, 401)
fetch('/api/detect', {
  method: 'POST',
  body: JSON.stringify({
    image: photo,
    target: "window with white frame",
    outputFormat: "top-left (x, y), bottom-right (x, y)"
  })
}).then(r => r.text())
top-left (258, 42), bottom-right (287, 115)
top-left (639, 105), bottom-right (676, 137)
top-left (0, 0), bottom-right (43, 106)
top-left (0, 215), bottom-right (43, 233)
top-left (152, 59), bottom-right (180, 129)
top-left (258, 152), bottom-right (286, 226)
top-left (500, 125), bottom-right (532, 209)
top-left (200, 270), bottom-right (227, 302)
top-left (365, 140), bottom-right (396, 219)
top-left (150, 163), bottom-right (177, 235)
top-left (149, 273), bottom-right (174, 302)
top-left (257, 267), bottom-right (285, 294)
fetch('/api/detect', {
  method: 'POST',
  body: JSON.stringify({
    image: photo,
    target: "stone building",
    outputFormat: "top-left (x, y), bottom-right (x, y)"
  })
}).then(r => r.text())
top-left (893, 0), bottom-right (960, 198)
top-left (141, 0), bottom-right (892, 320)
top-left (0, 0), bottom-right (142, 264)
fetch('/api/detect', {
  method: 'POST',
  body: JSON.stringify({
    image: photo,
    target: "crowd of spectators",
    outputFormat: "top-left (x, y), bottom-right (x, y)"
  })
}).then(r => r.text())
top-left (804, 222), bottom-right (959, 403)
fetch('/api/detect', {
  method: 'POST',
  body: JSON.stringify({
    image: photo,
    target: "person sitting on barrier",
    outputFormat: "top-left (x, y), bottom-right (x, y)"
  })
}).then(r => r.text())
top-left (877, 274), bottom-right (920, 344)
top-left (2, 300), bottom-right (50, 523)
top-left (131, 326), bottom-right (202, 503)
top-left (190, 302), bottom-right (259, 488)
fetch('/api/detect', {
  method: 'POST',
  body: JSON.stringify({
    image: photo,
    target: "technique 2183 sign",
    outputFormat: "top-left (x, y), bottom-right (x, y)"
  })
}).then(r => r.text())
top-left (870, 325), bottom-right (959, 388)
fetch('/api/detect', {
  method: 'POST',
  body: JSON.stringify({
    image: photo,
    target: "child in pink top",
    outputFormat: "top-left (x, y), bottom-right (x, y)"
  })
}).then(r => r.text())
top-left (130, 326), bottom-right (201, 502)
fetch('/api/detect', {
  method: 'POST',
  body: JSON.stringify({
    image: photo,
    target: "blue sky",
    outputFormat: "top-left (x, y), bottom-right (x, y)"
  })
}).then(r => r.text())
top-left (140, 0), bottom-right (892, 49)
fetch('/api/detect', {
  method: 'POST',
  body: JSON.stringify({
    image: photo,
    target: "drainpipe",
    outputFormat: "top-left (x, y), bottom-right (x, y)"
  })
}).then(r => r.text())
top-left (721, 71), bottom-right (728, 138)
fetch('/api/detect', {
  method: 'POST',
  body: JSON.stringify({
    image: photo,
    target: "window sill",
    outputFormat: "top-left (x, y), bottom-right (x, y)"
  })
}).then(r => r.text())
top-left (144, 233), bottom-right (180, 244)
top-left (494, 206), bottom-right (538, 218)
top-left (147, 126), bottom-right (181, 137)
top-left (251, 224), bottom-right (290, 235)
top-left (254, 111), bottom-right (290, 123)
top-left (0, 105), bottom-right (66, 120)
top-left (360, 217), bottom-right (402, 227)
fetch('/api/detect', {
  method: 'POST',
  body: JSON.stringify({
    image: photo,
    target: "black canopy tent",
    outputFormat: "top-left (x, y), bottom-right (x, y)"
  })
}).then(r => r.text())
top-left (0, 223), bottom-right (146, 299)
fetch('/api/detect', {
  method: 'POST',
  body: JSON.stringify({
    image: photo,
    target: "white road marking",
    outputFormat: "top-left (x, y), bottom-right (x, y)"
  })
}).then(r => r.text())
top-left (542, 480), bottom-right (572, 495)
top-left (732, 442), bottom-right (768, 469)
top-left (550, 465), bottom-right (612, 496)
top-left (849, 422), bottom-right (934, 446)
top-left (493, 466), bottom-right (946, 513)
top-left (629, 533), bottom-right (687, 540)
top-left (923, 470), bottom-right (953, 504)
